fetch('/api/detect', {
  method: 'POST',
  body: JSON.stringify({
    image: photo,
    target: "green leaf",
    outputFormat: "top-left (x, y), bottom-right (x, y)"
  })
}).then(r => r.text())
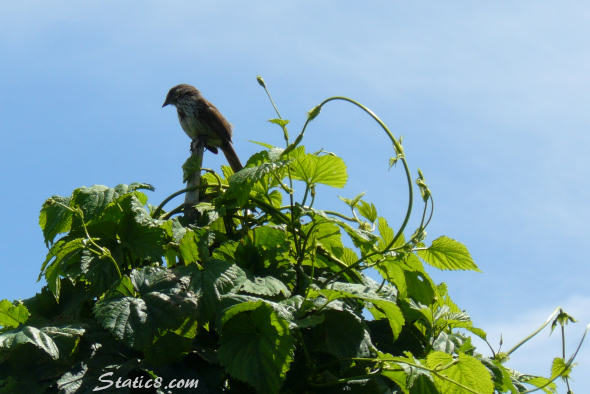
top-left (218, 302), bottom-right (295, 393)
top-left (39, 238), bottom-right (86, 300)
top-left (94, 267), bottom-right (199, 350)
top-left (377, 216), bottom-right (404, 249)
top-left (405, 269), bottom-right (435, 306)
top-left (550, 357), bottom-right (571, 379)
top-left (114, 182), bottom-right (154, 194)
top-left (224, 153), bottom-right (289, 206)
top-left (92, 296), bottom-right (154, 350)
top-left (289, 147), bottom-right (348, 188)
top-left (376, 258), bottom-right (407, 298)
top-left (0, 301), bottom-right (30, 329)
top-left (39, 196), bottom-right (72, 246)
top-left (189, 260), bottom-right (248, 322)
top-left (0, 326), bottom-right (60, 360)
top-left (358, 200), bottom-right (378, 223)
top-left (480, 358), bottom-right (518, 393)
top-left (240, 276), bottom-right (291, 297)
top-left (339, 192), bottom-right (365, 208)
top-left (41, 326), bottom-right (85, 359)
top-left (252, 226), bottom-right (290, 251)
top-left (520, 375), bottom-right (557, 393)
top-left (426, 352), bottom-right (493, 394)
top-left (268, 118), bottom-right (290, 127)
top-left (70, 185), bottom-right (119, 221)
top-left (144, 331), bottom-right (195, 366)
top-left (313, 309), bottom-right (373, 359)
top-left (312, 283), bottom-right (404, 339)
top-left (56, 363), bottom-right (87, 393)
top-left (417, 236), bottom-right (480, 271)
top-left (80, 251), bottom-right (121, 297)
top-left (182, 154), bottom-right (204, 183)
top-left (179, 228), bottom-right (209, 264)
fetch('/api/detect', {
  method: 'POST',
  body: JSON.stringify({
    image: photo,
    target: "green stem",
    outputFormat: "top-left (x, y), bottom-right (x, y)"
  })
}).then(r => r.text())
top-left (506, 307), bottom-right (561, 355)
top-left (561, 322), bottom-right (572, 393)
top-left (161, 203), bottom-right (188, 220)
top-left (152, 186), bottom-right (198, 218)
top-left (323, 210), bottom-right (357, 222)
top-left (301, 184), bottom-right (310, 208)
top-left (295, 97), bottom-right (413, 285)
top-left (51, 200), bottom-right (121, 278)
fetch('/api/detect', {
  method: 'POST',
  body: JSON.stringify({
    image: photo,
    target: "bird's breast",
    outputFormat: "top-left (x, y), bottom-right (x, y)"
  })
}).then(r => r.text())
top-left (177, 107), bottom-right (222, 147)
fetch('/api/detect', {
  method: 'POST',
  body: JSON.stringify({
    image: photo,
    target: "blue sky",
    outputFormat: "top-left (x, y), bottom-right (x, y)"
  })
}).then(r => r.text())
top-left (1, 1), bottom-right (588, 390)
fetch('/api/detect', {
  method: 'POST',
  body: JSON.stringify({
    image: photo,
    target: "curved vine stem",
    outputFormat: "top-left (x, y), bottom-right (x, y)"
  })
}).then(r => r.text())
top-left (152, 186), bottom-right (198, 219)
top-left (152, 168), bottom-right (223, 219)
top-left (294, 97), bottom-right (413, 285)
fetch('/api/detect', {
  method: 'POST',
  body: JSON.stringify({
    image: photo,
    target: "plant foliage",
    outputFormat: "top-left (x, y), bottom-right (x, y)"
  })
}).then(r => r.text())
top-left (0, 81), bottom-right (585, 393)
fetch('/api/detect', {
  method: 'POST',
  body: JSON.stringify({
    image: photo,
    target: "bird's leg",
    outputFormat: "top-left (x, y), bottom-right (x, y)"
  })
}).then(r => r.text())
top-left (190, 138), bottom-right (201, 153)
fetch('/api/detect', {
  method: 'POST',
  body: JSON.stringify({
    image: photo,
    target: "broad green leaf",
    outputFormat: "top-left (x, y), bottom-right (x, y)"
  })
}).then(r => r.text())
top-left (70, 185), bottom-right (118, 221)
top-left (41, 326), bottom-right (85, 359)
top-left (144, 331), bottom-right (194, 366)
top-left (94, 267), bottom-right (199, 350)
top-left (240, 276), bottom-right (291, 297)
top-left (252, 226), bottom-right (290, 251)
top-left (376, 258), bottom-right (407, 298)
top-left (56, 362), bottom-right (87, 393)
top-left (111, 194), bottom-right (166, 261)
top-left (218, 302), bottom-right (295, 393)
top-left (92, 296), bottom-right (154, 349)
top-left (160, 218), bottom-right (187, 242)
top-left (417, 236), bottom-right (480, 271)
top-left (224, 154), bottom-right (289, 206)
top-left (550, 357), bottom-right (571, 379)
top-left (129, 266), bottom-right (185, 295)
top-left (305, 208), bottom-right (379, 252)
top-left (314, 309), bottom-right (373, 359)
top-left (358, 200), bottom-right (378, 223)
top-left (93, 292), bottom-right (196, 350)
top-left (182, 154), bottom-right (204, 183)
top-left (189, 260), bottom-right (248, 322)
top-left (480, 358), bottom-right (518, 393)
top-left (312, 283), bottom-right (404, 339)
top-left (0, 301), bottom-right (30, 329)
top-left (80, 251), bottom-right (121, 297)
top-left (39, 195), bottom-right (72, 246)
top-left (426, 352), bottom-right (493, 394)
top-left (289, 147), bottom-right (347, 188)
top-left (377, 217), bottom-right (404, 250)
top-left (0, 326), bottom-right (59, 360)
top-left (179, 228), bottom-right (209, 264)
top-left (39, 238), bottom-right (86, 300)
top-left (405, 269), bottom-right (436, 306)
top-left (106, 276), bottom-right (137, 298)
top-left (309, 220), bottom-right (344, 256)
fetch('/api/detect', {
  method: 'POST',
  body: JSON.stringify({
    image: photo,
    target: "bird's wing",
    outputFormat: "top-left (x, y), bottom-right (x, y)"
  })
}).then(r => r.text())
top-left (197, 100), bottom-right (233, 143)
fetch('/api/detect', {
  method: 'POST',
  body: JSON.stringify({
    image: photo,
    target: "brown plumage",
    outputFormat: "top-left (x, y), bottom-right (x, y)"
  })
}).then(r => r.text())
top-left (162, 84), bottom-right (243, 172)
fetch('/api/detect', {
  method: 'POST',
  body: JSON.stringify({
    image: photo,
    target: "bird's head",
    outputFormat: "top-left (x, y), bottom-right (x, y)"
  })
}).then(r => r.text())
top-left (162, 84), bottom-right (200, 107)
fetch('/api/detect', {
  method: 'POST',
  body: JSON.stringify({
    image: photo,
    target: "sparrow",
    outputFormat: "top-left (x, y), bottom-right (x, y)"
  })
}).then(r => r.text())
top-left (163, 84), bottom-right (243, 172)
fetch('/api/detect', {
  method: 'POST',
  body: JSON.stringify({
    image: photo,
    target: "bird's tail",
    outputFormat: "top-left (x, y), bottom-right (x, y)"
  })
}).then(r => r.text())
top-left (221, 141), bottom-right (243, 173)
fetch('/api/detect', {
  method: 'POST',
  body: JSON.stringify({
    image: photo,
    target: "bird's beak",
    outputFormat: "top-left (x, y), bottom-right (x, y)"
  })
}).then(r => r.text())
top-left (162, 100), bottom-right (169, 108)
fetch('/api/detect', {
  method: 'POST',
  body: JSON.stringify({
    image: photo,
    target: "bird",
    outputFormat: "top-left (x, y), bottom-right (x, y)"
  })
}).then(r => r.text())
top-left (162, 84), bottom-right (243, 172)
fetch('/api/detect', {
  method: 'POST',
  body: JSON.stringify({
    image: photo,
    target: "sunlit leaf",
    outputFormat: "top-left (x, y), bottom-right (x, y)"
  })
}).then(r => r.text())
top-left (417, 236), bottom-right (480, 271)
